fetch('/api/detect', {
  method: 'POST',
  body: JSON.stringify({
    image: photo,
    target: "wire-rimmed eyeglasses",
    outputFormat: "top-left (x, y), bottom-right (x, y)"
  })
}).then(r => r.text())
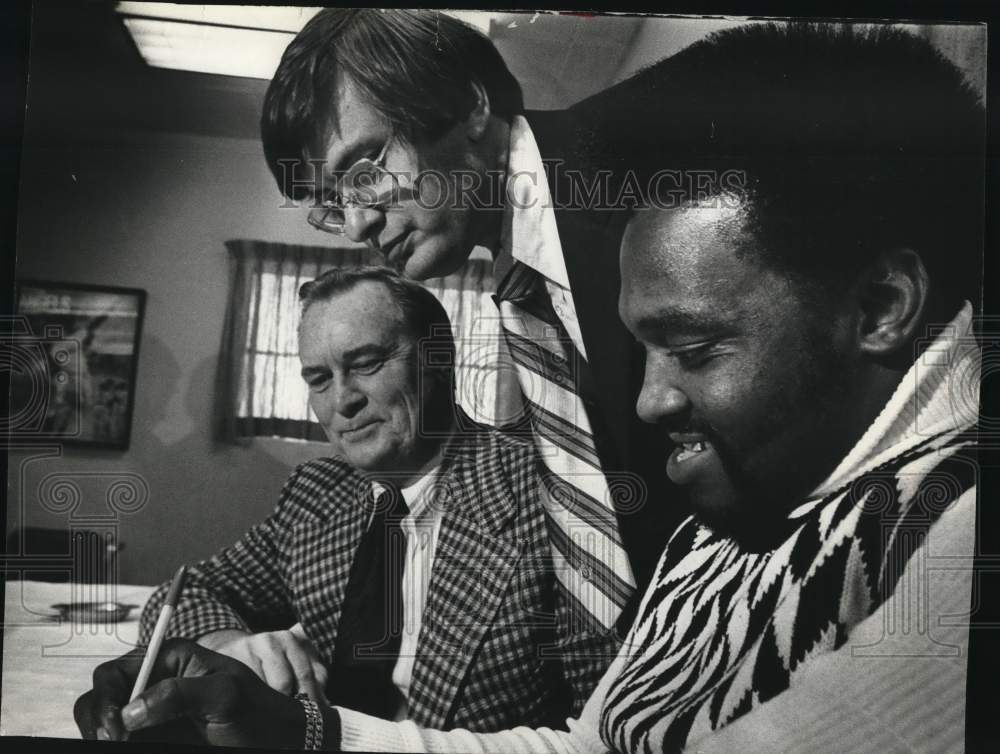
top-left (306, 141), bottom-right (399, 236)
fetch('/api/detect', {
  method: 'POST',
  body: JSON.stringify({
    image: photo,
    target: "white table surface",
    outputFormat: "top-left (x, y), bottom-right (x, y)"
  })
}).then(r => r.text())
top-left (1, 580), bottom-right (156, 738)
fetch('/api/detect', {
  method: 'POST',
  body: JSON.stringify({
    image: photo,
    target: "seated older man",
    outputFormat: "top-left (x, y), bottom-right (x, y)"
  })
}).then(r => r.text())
top-left (76, 22), bottom-right (985, 752)
top-left (85, 266), bottom-right (615, 739)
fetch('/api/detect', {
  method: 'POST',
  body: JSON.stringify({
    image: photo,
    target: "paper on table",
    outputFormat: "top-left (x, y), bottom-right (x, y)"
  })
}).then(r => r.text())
top-left (1, 580), bottom-right (156, 738)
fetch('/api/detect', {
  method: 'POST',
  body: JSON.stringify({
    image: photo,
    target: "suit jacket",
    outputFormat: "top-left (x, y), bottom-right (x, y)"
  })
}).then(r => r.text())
top-left (524, 95), bottom-right (687, 595)
top-left (139, 417), bottom-right (618, 731)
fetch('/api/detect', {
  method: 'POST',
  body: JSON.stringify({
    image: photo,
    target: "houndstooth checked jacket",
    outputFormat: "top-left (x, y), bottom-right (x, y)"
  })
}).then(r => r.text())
top-left (139, 415), bottom-right (619, 731)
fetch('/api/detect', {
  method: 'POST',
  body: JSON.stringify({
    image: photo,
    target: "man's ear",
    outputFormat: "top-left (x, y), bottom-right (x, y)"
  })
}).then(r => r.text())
top-left (465, 79), bottom-right (492, 141)
top-left (856, 248), bottom-right (930, 357)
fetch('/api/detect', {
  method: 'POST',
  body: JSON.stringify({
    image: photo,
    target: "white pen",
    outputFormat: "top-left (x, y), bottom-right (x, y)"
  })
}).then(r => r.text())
top-left (129, 564), bottom-right (187, 703)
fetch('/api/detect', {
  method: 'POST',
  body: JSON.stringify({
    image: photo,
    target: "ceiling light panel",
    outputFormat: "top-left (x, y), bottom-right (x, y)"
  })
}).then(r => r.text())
top-left (116, 3), bottom-right (320, 32)
top-left (122, 17), bottom-right (294, 79)
top-left (116, 5), bottom-right (509, 79)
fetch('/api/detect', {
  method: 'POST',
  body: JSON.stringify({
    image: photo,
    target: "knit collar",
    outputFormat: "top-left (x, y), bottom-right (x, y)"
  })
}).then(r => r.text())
top-left (789, 301), bottom-right (978, 518)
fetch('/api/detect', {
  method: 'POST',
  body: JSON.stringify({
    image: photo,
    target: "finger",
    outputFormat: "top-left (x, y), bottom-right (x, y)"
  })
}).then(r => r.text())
top-left (120, 677), bottom-right (185, 732)
top-left (84, 650), bottom-right (144, 740)
top-left (311, 659), bottom-right (329, 690)
top-left (118, 638), bottom-right (264, 733)
top-left (278, 634), bottom-right (325, 700)
top-left (169, 637), bottom-right (260, 685)
top-left (73, 690), bottom-right (100, 740)
top-left (230, 646), bottom-right (266, 683)
top-left (257, 639), bottom-right (296, 696)
top-left (211, 635), bottom-right (266, 682)
top-left (280, 630), bottom-right (328, 702)
top-left (303, 658), bottom-right (330, 704)
top-left (120, 673), bottom-right (238, 732)
top-left (293, 673), bottom-right (324, 704)
top-left (98, 639), bottom-right (248, 737)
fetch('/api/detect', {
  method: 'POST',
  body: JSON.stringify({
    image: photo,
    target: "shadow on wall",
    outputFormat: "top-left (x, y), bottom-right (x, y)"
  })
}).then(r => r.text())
top-left (116, 338), bottom-right (323, 584)
top-left (6, 335), bottom-right (325, 586)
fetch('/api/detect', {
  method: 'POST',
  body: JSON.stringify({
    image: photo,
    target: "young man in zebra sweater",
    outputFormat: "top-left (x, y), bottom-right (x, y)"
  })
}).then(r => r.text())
top-left (76, 22), bottom-right (985, 753)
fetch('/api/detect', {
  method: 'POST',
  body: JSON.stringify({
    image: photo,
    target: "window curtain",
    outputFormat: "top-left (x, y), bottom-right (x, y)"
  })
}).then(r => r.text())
top-left (215, 240), bottom-right (516, 444)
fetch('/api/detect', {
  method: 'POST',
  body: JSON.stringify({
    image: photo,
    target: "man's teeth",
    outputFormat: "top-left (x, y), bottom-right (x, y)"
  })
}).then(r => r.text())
top-left (676, 441), bottom-right (708, 462)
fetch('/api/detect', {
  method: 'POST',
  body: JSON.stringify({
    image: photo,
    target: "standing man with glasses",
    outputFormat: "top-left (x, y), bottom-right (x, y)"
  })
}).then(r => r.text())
top-left (261, 8), bottom-right (683, 651)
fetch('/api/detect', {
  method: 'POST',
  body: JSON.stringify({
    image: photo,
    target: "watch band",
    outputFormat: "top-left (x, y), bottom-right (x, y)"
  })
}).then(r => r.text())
top-left (294, 692), bottom-right (323, 750)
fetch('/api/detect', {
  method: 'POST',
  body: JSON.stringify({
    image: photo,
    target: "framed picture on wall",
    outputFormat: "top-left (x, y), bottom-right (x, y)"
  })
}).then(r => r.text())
top-left (11, 281), bottom-right (147, 450)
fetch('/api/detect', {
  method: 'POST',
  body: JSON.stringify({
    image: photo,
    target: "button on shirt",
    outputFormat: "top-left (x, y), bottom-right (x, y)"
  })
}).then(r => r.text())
top-left (370, 464), bottom-right (445, 720)
top-left (496, 114), bottom-right (589, 361)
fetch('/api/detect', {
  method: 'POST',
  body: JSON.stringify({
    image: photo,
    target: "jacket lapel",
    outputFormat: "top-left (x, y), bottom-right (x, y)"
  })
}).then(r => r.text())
top-left (288, 473), bottom-right (371, 662)
top-left (407, 430), bottom-right (523, 728)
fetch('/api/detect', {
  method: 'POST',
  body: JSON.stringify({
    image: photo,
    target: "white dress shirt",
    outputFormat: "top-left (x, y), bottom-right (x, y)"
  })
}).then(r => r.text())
top-left (495, 114), bottom-right (589, 361)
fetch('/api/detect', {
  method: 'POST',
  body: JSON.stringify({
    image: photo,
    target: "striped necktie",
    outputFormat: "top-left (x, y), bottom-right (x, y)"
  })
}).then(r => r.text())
top-left (494, 261), bottom-right (635, 630)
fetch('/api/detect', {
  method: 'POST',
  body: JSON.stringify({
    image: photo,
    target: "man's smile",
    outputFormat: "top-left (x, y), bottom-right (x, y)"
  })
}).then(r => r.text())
top-left (666, 437), bottom-right (717, 485)
top-left (378, 232), bottom-right (412, 270)
top-left (339, 421), bottom-right (380, 440)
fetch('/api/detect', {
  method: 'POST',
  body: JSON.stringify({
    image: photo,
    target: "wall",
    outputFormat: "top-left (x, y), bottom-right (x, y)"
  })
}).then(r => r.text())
top-left (7, 129), bottom-right (335, 585)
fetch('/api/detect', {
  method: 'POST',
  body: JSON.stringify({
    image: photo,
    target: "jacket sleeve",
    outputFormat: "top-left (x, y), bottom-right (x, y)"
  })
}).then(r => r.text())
top-left (137, 462), bottom-right (321, 646)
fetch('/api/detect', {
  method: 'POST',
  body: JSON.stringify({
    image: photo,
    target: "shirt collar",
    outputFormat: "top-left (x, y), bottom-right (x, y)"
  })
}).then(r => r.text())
top-left (370, 464), bottom-right (439, 521)
top-left (368, 426), bottom-right (456, 521)
top-left (498, 115), bottom-right (571, 289)
top-left (790, 301), bottom-right (978, 517)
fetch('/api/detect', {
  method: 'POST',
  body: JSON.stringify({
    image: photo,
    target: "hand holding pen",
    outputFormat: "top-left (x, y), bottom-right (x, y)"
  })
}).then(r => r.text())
top-left (73, 567), bottom-right (324, 748)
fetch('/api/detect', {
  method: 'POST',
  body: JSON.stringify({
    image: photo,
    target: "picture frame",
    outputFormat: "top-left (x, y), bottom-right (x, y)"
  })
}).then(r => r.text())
top-left (11, 280), bottom-right (147, 450)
